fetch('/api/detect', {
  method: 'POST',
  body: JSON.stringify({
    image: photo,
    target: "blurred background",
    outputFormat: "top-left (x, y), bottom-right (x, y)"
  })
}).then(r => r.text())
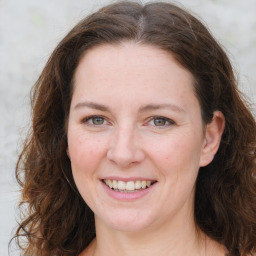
top-left (1, 0), bottom-right (255, 255)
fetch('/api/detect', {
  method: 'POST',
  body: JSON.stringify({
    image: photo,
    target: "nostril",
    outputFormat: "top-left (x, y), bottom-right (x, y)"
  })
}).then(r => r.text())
top-left (107, 145), bottom-right (145, 167)
top-left (107, 147), bottom-right (135, 166)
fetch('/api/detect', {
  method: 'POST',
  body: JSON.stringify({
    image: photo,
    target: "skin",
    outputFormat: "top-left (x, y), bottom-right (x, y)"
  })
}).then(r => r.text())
top-left (67, 42), bottom-right (225, 256)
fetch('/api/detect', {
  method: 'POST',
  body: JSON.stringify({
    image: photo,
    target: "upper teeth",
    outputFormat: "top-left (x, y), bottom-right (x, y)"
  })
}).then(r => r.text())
top-left (104, 179), bottom-right (153, 191)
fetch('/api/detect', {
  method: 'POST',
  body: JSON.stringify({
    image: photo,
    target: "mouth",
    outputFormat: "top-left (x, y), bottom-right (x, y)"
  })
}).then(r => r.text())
top-left (102, 179), bottom-right (157, 193)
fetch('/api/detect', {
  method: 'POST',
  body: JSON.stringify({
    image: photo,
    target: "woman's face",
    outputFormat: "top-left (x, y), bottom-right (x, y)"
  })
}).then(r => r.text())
top-left (67, 43), bottom-right (210, 232)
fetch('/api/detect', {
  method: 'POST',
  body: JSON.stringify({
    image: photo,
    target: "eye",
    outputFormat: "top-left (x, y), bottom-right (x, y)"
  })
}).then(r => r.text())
top-left (82, 115), bottom-right (107, 126)
top-left (149, 116), bottom-right (175, 127)
top-left (91, 116), bottom-right (105, 125)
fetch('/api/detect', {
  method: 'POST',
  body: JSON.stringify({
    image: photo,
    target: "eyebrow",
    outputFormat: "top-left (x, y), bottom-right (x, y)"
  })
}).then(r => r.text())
top-left (74, 101), bottom-right (185, 113)
top-left (139, 103), bottom-right (185, 113)
top-left (74, 101), bottom-right (110, 111)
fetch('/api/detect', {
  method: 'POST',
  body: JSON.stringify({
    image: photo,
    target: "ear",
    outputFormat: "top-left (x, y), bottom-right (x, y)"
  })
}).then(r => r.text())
top-left (199, 111), bottom-right (225, 167)
top-left (66, 147), bottom-right (70, 159)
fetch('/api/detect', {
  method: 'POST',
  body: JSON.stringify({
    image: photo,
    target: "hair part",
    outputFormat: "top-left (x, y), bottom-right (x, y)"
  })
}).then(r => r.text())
top-left (13, 1), bottom-right (256, 256)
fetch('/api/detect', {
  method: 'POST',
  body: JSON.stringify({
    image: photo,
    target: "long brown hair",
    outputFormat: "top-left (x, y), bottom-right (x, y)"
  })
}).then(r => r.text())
top-left (14, 1), bottom-right (256, 256)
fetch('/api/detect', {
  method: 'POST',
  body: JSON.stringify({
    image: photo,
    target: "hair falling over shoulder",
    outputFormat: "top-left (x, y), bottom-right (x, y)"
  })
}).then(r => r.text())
top-left (12, 1), bottom-right (256, 256)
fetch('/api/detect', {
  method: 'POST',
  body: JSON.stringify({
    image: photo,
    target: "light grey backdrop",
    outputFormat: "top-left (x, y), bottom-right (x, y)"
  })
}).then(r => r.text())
top-left (1, 0), bottom-right (255, 255)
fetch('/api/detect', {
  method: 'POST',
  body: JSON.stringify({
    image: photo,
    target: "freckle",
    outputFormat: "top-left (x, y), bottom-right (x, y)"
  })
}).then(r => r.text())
top-left (78, 138), bottom-right (83, 144)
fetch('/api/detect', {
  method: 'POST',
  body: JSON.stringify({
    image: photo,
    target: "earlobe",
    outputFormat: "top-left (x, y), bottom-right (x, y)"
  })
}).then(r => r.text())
top-left (199, 111), bottom-right (225, 167)
top-left (66, 147), bottom-right (70, 159)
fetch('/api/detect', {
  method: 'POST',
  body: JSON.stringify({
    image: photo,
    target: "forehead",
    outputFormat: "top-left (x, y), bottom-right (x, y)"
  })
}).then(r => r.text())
top-left (75, 42), bottom-right (194, 81)
top-left (72, 43), bottom-right (198, 112)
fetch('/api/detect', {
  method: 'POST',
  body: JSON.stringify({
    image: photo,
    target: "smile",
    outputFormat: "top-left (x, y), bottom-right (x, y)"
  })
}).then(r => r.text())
top-left (103, 179), bottom-right (156, 193)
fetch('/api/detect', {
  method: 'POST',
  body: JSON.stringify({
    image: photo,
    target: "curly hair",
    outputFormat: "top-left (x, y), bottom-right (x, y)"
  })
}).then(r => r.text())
top-left (13, 1), bottom-right (256, 256)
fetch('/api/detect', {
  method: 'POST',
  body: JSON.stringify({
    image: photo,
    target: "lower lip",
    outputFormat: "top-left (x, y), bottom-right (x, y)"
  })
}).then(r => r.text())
top-left (102, 181), bottom-right (157, 201)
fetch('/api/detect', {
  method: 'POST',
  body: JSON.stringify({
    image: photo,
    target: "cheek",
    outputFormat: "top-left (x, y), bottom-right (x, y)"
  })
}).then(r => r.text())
top-left (68, 132), bottom-right (108, 203)
top-left (68, 132), bottom-right (108, 175)
top-left (147, 131), bottom-right (203, 176)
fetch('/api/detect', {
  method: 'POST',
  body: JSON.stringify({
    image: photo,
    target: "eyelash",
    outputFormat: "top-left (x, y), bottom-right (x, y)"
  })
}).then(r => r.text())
top-left (81, 115), bottom-right (175, 127)
top-left (147, 116), bottom-right (175, 127)
top-left (81, 115), bottom-right (109, 126)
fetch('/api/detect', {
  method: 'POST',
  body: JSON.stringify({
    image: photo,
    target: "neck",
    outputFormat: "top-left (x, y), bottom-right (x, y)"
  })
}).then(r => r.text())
top-left (91, 214), bottom-right (218, 256)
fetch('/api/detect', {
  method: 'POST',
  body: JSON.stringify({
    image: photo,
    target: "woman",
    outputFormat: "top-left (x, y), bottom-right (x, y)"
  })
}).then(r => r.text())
top-left (14, 1), bottom-right (256, 256)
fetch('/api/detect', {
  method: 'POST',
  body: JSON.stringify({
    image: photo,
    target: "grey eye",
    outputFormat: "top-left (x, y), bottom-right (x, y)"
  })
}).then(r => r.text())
top-left (153, 118), bottom-right (167, 126)
top-left (91, 117), bottom-right (105, 125)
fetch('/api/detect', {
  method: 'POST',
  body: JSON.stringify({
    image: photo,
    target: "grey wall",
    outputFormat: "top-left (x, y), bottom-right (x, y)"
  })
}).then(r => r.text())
top-left (1, 0), bottom-right (255, 255)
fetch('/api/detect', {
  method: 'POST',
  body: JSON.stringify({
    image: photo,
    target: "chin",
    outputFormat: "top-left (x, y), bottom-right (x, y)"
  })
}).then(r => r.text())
top-left (96, 209), bottom-right (156, 232)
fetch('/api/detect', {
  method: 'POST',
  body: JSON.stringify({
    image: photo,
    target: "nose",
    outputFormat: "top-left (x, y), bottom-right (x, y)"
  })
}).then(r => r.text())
top-left (107, 126), bottom-right (145, 168)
